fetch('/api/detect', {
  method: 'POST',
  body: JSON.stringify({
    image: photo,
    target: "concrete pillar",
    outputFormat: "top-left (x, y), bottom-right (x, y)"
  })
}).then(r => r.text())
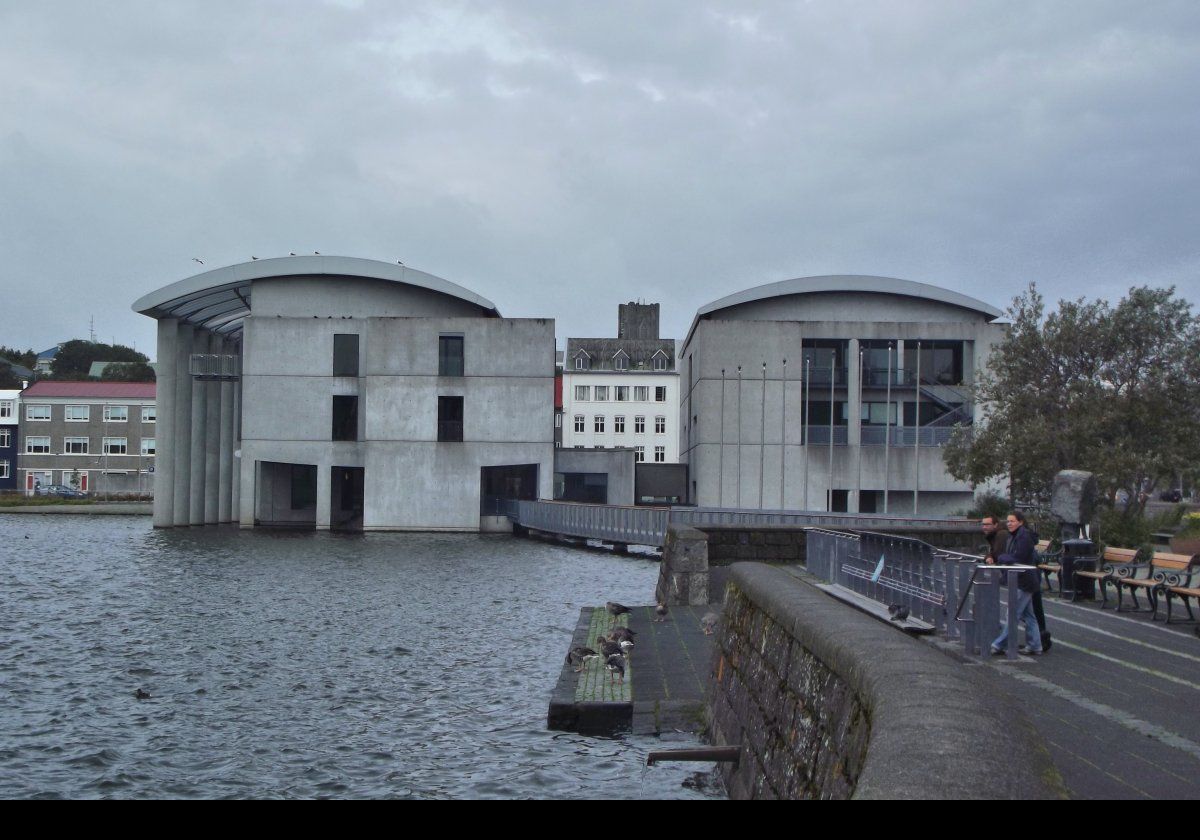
top-left (847, 338), bottom-right (861, 513)
top-left (656, 525), bottom-right (709, 606)
top-left (231, 370), bottom-right (242, 523)
top-left (173, 323), bottom-right (194, 526)
top-left (153, 319), bottom-right (177, 528)
top-left (203, 332), bottom-right (221, 524)
top-left (315, 462), bottom-right (331, 530)
top-left (218, 336), bottom-right (234, 523)
top-left (238, 448), bottom-right (255, 528)
top-left (189, 330), bottom-right (208, 525)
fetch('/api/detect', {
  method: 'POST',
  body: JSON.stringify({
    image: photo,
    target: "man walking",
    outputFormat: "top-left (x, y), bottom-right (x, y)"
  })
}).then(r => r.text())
top-left (991, 511), bottom-right (1044, 656)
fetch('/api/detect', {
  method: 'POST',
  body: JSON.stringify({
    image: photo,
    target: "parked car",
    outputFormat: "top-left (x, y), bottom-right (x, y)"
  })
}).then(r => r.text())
top-left (35, 485), bottom-right (89, 499)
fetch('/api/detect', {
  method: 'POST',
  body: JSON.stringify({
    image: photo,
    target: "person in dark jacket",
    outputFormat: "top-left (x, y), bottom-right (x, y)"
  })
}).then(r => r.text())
top-left (991, 511), bottom-right (1044, 656)
top-left (984, 513), bottom-right (1052, 650)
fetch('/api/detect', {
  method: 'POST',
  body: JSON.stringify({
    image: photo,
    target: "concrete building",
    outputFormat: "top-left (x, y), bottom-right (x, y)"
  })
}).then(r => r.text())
top-left (561, 302), bottom-right (680, 465)
top-left (133, 255), bottom-right (554, 531)
top-left (679, 275), bottom-right (1005, 515)
top-left (0, 389), bottom-right (19, 492)
top-left (16, 381), bottom-right (156, 495)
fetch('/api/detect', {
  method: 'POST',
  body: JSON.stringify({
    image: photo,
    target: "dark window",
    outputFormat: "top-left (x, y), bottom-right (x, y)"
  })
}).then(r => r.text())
top-left (333, 334), bottom-right (360, 377)
top-left (438, 396), bottom-right (464, 442)
top-left (439, 335), bottom-right (464, 377)
top-left (332, 395), bottom-right (358, 441)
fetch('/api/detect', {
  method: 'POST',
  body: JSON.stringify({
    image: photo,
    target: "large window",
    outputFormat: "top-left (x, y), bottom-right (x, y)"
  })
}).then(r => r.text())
top-left (574, 385), bottom-right (590, 401)
top-left (438, 335), bottom-right (464, 377)
top-left (26, 405), bottom-right (50, 421)
top-left (614, 416), bottom-right (625, 434)
top-left (860, 402), bottom-right (899, 425)
top-left (141, 438), bottom-right (156, 456)
top-left (614, 355), bottom-right (628, 371)
top-left (65, 405), bottom-right (90, 422)
top-left (655, 386), bottom-right (667, 402)
top-left (64, 437), bottom-right (89, 454)
top-left (0, 400), bottom-right (12, 419)
top-left (141, 406), bottom-right (156, 423)
top-left (634, 386), bottom-right (649, 402)
top-left (655, 416), bottom-right (666, 434)
top-left (0, 460), bottom-right (8, 479)
top-left (654, 446), bottom-right (665, 462)
top-left (26, 436), bottom-right (50, 453)
top-left (334, 334), bottom-right (360, 377)
top-left (0, 429), bottom-right (9, 448)
top-left (332, 395), bottom-right (358, 441)
top-left (103, 405), bottom-right (128, 422)
top-left (635, 446), bottom-right (645, 463)
top-left (103, 437), bottom-right (128, 455)
top-left (594, 416), bottom-right (605, 433)
top-left (574, 415), bottom-right (585, 433)
top-left (634, 416), bottom-right (645, 434)
top-left (593, 386), bottom-right (609, 401)
top-left (653, 355), bottom-right (668, 371)
top-left (615, 386), bottom-right (629, 402)
top-left (438, 396), bottom-right (464, 442)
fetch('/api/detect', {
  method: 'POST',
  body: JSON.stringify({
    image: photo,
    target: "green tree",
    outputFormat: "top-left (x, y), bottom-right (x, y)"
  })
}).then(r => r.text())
top-left (49, 340), bottom-right (150, 380)
top-left (100, 361), bottom-right (156, 381)
top-left (0, 346), bottom-right (37, 371)
top-left (945, 284), bottom-right (1200, 516)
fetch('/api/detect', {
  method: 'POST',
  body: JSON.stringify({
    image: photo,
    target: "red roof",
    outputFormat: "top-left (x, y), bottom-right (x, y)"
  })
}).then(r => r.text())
top-left (20, 381), bottom-right (156, 399)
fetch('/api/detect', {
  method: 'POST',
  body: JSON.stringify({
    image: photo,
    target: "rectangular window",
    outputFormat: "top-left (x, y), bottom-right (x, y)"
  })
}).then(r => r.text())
top-left (634, 386), bottom-right (649, 402)
top-left (438, 335), bottom-right (464, 377)
top-left (861, 402), bottom-right (899, 426)
top-left (332, 395), bottom-right (358, 441)
top-left (634, 416), bottom-right (645, 434)
top-left (438, 396), bottom-right (464, 442)
top-left (635, 446), bottom-right (645, 463)
top-left (654, 446), bottom-right (666, 462)
top-left (655, 416), bottom-right (666, 434)
top-left (334, 334), bottom-right (360, 377)
top-left (65, 405), bottom-right (90, 422)
top-left (575, 356), bottom-right (588, 370)
top-left (614, 416), bottom-right (625, 434)
top-left (594, 415), bottom-right (605, 433)
top-left (593, 386), bottom-right (609, 401)
top-left (64, 437), bottom-right (89, 454)
top-left (26, 436), bottom-right (50, 453)
top-left (574, 415), bottom-right (585, 433)
top-left (26, 405), bottom-right (50, 421)
top-left (0, 429), bottom-right (9, 448)
top-left (574, 385), bottom-right (590, 401)
top-left (655, 386), bottom-right (667, 402)
top-left (141, 405), bottom-right (156, 423)
top-left (0, 400), bottom-right (12, 419)
top-left (653, 355), bottom-right (668, 371)
top-left (0, 460), bottom-right (8, 479)
top-left (615, 386), bottom-right (629, 402)
top-left (614, 356), bottom-right (628, 371)
top-left (103, 405), bottom-right (128, 422)
top-left (141, 438), bottom-right (156, 456)
top-left (103, 437), bottom-right (128, 455)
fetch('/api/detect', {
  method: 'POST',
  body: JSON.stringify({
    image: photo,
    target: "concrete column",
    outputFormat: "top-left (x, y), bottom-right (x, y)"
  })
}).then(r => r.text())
top-left (316, 462), bottom-right (331, 530)
top-left (847, 338), bottom-right (861, 513)
top-left (203, 333), bottom-right (221, 524)
top-left (231, 370), bottom-right (242, 523)
top-left (238, 448), bottom-right (254, 528)
top-left (153, 319), bottom-right (177, 528)
top-left (218, 336), bottom-right (234, 523)
top-left (189, 330), bottom-right (208, 525)
top-left (173, 323), bottom-right (194, 526)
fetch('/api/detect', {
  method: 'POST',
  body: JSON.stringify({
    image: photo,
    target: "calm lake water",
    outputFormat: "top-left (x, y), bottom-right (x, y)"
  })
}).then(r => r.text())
top-left (0, 516), bottom-right (723, 799)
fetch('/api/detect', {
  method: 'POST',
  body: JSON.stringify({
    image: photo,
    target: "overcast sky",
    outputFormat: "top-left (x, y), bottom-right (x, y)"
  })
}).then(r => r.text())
top-left (2, 1), bottom-right (1198, 359)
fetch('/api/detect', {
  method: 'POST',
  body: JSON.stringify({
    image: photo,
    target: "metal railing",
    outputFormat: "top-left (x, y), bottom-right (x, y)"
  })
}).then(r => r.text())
top-left (805, 528), bottom-right (1023, 658)
top-left (805, 425), bottom-right (848, 445)
top-left (189, 354), bottom-right (240, 379)
top-left (860, 426), bottom-right (957, 446)
top-left (515, 499), bottom-right (669, 546)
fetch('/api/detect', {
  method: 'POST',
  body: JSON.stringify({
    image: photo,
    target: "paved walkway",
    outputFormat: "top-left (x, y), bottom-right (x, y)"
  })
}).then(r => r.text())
top-left (948, 592), bottom-right (1200, 799)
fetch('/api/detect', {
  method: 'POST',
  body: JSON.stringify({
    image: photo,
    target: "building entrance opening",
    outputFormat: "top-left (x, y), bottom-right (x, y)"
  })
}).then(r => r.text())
top-left (256, 461), bottom-right (317, 528)
top-left (479, 464), bottom-right (538, 514)
top-left (331, 466), bottom-right (364, 531)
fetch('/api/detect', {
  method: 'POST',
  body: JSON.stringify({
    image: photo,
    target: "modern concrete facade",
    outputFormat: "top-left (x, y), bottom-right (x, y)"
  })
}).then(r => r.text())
top-left (680, 275), bottom-right (1005, 515)
top-left (134, 255), bottom-right (555, 531)
top-left (16, 382), bottom-right (156, 495)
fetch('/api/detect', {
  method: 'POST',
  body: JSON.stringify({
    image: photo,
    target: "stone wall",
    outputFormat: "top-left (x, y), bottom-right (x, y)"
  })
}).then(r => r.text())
top-left (709, 563), bottom-right (1063, 799)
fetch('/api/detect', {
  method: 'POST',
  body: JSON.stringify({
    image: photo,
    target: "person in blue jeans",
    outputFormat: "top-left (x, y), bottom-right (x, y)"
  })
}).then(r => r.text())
top-left (991, 510), bottom-right (1043, 656)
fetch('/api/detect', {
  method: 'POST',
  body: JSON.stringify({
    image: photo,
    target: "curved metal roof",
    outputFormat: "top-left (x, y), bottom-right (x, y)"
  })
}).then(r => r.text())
top-left (686, 274), bottom-right (1002, 345)
top-left (132, 256), bottom-right (500, 336)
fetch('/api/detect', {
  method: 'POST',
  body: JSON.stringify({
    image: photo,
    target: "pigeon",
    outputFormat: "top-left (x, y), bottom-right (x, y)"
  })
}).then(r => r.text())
top-left (701, 612), bottom-right (720, 635)
top-left (606, 654), bottom-right (626, 684)
top-left (654, 602), bottom-right (669, 622)
top-left (888, 604), bottom-right (909, 622)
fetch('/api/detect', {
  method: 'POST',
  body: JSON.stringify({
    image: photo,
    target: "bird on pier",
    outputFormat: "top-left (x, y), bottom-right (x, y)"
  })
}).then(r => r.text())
top-left (609, 626), bottom-right (636, 643)
top-left (888, 604), bottom-right (910, 622)
top-left (596, 635), bottom-right (622, 659)
top-left (606, 601), bottom-right (632, 625)
top-left (701, 611), bottom-right (720, 636)
top-left (606, 654), bottom-right (626, 684)
top-left (654, 602), bottom-right (669, 622)
top-left (566, 646), bottom-right (598, 672)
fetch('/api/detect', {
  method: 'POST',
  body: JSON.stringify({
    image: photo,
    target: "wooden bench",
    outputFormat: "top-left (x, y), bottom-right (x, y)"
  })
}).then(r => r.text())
top-left (1036, 540), bottom-right (1064, 592)
top-left (1115, 552), bottom-right (1199, 616)
top-left (1073, 547), bottom-right (1141, 608)
top-left (1150, 553), bottom-right (1200, 622)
